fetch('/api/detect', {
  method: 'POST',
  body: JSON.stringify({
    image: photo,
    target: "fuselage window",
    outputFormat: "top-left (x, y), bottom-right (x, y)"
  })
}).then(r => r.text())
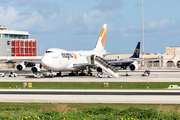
top-left (61, 53), bottom-right (73, 58)
top-left (46, 51), bottom-right (53, 53)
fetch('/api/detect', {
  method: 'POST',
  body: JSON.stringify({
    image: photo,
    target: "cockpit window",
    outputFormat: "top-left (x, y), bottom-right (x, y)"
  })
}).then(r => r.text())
top-left (46, 51), bottom-right (53, 53)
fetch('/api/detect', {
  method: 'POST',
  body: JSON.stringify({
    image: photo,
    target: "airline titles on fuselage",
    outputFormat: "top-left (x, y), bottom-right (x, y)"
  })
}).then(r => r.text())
top-left (61, 53), bottom-right (74, 59)
top-left (105, 58), bottom-right (123, 62)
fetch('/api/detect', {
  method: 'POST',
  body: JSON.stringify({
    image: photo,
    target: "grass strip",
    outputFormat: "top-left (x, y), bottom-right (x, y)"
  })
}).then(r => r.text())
top-left (0, 103), bottom-right (180, 111)
top-left (0, 82), bottom-right (180, 89)
top-left (0, 103), bottom-right (180, 119)
top-left (0, 105), bottom-right (179, 119)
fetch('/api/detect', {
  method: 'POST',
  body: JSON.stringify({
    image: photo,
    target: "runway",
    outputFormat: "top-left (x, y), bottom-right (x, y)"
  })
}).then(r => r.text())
top-left (1, 90), bottom-right (180, 103)
top-left (1, 89), bottom-right (180, 95)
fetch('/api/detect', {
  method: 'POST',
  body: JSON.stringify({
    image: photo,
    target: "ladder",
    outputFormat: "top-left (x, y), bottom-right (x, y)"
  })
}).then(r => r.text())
top-left (87, 55), bottom-right (119, 78)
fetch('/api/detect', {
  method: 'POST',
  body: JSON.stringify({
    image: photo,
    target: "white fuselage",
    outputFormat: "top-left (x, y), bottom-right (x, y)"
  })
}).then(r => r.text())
top-left (104, 57), bottom-right (138, 63)
top-left (41, 48), bottom-right (106, 71)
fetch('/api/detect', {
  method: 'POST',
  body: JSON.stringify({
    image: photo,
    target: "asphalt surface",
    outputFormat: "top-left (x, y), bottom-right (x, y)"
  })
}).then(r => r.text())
top-left (1, 90), bottom-right (180, 95)
top-left (1, 68), bottom-right (180, 103)
top-left (1, 68), bottom-right (180, 82)
top-left (1, 90), bottom-right (180, 103)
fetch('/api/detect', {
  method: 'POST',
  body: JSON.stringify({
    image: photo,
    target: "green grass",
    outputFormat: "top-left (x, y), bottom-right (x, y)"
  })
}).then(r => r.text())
top-left (0, 103), bottom-right (180, 111)
top-left (0, 82), bottom-right (180, 89)
top-left (0, 105), bottom-right (179, 120)
top-left (0, 103), bottom-right (180, 119)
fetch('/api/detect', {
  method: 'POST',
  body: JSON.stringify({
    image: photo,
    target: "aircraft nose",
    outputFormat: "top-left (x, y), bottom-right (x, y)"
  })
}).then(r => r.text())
top-left (41, 57), bottom-right (49, 68)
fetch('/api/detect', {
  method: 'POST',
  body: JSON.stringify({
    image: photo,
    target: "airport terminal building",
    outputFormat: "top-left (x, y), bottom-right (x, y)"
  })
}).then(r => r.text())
top-left (0, 25), bottom-right (37, 56)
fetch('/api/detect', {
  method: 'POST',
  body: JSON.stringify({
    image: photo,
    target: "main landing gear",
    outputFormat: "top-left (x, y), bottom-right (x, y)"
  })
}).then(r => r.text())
top-left (79, 69), bottom-right (92, 76)
top-left (57, 71), bottom-right (61, 77)
top-left (68, 68), bottom-right (93, 76)
top-left (69, 71), bottom-right (75, 76)
top-left (79, 72), bottom-right (86, 76)
top-left (49, 71), bottom-right (54, 78)
top-left (86, 67), bottom-right (93, 76)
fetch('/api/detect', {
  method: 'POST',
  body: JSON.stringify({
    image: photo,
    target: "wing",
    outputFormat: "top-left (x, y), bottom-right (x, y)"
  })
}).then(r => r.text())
top-left (7, 56), bottom-right (41, 64)
top-left (103, 50), bottom-right (133, 57)
top-left (7, 56), bottom-right (42, 72)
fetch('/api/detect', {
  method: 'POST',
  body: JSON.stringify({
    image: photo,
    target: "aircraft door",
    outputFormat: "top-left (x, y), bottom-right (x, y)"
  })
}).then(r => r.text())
top-left (91, 55), bottom-right (95, 65)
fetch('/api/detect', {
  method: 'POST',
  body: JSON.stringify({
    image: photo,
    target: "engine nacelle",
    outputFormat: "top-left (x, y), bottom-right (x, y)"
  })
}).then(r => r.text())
top-left (31, 65), bottom-right (41, 73)
top-left (96, 67), bottom-right (102, 72)
top-left (129, 61), bottom-right (138, 71)
top-left (16, 62), bottom-right (26, 71)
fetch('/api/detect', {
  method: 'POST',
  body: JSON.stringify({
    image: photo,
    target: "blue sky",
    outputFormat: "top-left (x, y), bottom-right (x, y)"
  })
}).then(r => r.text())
top-left (0, 0), bottom-right (180, 55)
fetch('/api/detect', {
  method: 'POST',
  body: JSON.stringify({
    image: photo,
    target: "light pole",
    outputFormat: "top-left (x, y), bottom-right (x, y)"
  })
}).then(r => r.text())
top-left (142, 0), bottom-right (144, 66)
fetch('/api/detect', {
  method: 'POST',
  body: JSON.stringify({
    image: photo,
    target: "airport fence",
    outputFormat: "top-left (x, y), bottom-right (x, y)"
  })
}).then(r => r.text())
top-left (140, 61), bottom-right (176, 68)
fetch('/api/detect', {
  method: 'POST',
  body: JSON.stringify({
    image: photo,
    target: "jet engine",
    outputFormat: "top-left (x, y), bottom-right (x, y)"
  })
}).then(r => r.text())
top-left (31, 65), bottom-right (41, 73)
top-left (129, 61), bottom-right (138, 71)
top-left (16, 62), bottom-right (26, 71)
top-left (96, 67), bottom-right (102, 72)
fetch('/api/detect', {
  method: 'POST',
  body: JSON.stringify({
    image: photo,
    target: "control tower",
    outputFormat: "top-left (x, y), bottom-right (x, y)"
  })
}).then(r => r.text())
top-left (0, 25), bottom-right (37, 56)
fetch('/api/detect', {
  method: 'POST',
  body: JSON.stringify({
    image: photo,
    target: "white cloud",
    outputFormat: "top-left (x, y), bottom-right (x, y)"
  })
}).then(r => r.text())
top-left (119, 18), bottom-right (180, 39)
top-left (147, 18), bottom-right (176, 29)
top-left (95, 0), bottom-right (123, 11)
top-left (0, 7), bottom-right (22, 27)
top-left (83, 9), bottom-right (116, 31)
top-left (13, 12), bottom-right (50, 32)
top-left (0, 7), bottom-right (3, 12)
top-left (0, 6), bottom-right (116, 36)
top-left (66, 14), bottom-right (80, 25)
top-left (0, 6), bottom-right (53, 33)
top-left (0, 0), bottom-right (60, 17)
top-left (130, 26), bottom-right (135, 29)
top-left (83, 10), bottom-right (101, 23)
top-left (49, 13), bottom-right (58, 20)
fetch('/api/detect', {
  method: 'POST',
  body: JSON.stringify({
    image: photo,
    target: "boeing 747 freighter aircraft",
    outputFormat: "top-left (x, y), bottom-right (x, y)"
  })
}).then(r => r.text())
top-left (8, 24), bottom-right (108, 77)
top-left (8, 25), bottom-right (166, 77)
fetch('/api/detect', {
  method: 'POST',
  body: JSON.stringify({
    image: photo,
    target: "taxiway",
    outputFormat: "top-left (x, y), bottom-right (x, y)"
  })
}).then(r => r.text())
top-left (0, 90), bottom-right (180, 103)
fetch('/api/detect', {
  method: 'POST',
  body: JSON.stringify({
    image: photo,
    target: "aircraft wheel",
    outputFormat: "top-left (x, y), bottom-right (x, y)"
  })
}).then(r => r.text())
top-left (49, 74), bottom-right (54, 78)
top-left (57, 73), bottom-right (60, 76)
top-left (79, 73), bottom-right (85, 76)
top-left (69, 72), bottom-right (75, 76)
top-left (69, 73), bottom-right (73, 76)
